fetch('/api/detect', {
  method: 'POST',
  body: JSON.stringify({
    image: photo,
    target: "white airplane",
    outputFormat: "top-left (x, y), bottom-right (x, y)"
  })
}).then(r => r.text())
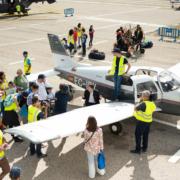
top-left (6, 34), bottom-right (180, 144)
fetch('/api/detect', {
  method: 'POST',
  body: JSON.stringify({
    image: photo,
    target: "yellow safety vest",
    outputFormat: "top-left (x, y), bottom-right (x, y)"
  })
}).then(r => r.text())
top-left (77, 27), bottom-right (82, 37)
top-left (0, 130), bottom-right (5, 159)
top-left (68, 35), bottom-right (74, 45)
top-left (4, 102), bottom-right (17, 111)
top-left (109, 56), bottom-right (125, 76)
top-left (134, 101), bottom-right (156, 123)
top-left (16, 5), bottom-right (21, 12)
top-left (28, 105), bottom-right (41, 123)
top-left (0, 80), bottom-right (8, 100)
top-left (24, 57), bottom-right (31, 74)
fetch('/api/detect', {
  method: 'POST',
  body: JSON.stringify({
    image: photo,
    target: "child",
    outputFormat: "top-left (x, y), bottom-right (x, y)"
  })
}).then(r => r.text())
top-left (6, 81), bottom-right (16, 95)
top-left (89, 25), bottom-right (95, 47)
top-left (47, 86), bottom-right (55, 100)
top-left (81, 28), bottom-right (88, 56)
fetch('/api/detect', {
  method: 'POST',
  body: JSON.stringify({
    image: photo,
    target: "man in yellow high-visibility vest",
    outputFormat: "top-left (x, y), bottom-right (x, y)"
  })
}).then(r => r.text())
top-left (28, 96), bottom-right (47, 158)
top-left (16, 3), bottom-right (21, 16)
top-left (23, 51), bottom-right (32, 76)
top-left (109, 48), bottom-right (131, 100)
top-left (0, 130), bottom-right (10, 179)
top-left (131, 90), bottom-right (156, 154)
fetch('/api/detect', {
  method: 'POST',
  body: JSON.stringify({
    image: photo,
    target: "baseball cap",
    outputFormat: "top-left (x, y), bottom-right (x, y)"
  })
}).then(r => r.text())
top-left (10, 166), bottom-right (21, 179)
top-left (112, 48), bottom-right (121, 54)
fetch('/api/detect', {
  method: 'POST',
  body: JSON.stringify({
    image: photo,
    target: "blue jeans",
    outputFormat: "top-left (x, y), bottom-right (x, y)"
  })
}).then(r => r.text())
top-left (113, 74), bottom-right (122, 100)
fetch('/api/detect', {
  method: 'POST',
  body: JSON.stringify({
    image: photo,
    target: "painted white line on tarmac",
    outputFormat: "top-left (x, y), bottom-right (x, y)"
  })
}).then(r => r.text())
top-left (154, 118), bottom-right (180, 129)
top-left (0, 38), bottom-right (45, 47)
top-left (80, 16), bottom-right (165, 28)
top-left (64, 0), bottom-right (161, 8)
top-left (0, 27), bottom-right (16, 31)
top-left (169, 149), bottom-right (180, 163)
top-left (95, 7), bottom-right (160, 18)
top-left (8, 58), bottom-right (35, 66)
top-left (0, 33), bottom-right (66, 47)
top-left (93, 40), bottom-right (108, 45)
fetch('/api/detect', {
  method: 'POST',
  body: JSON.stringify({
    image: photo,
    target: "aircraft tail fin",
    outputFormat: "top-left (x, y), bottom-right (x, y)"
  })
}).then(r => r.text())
top-left (48, 34), bottom-right (76, 70)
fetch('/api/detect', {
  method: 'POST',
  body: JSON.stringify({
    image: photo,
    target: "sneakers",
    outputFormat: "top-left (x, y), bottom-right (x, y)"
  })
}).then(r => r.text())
top-left (130, 149), bottom-right (141, 154)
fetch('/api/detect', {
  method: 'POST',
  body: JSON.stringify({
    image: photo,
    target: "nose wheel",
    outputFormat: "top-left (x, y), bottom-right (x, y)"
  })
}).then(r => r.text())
top-left (109, 122), bottom-right (123, 135)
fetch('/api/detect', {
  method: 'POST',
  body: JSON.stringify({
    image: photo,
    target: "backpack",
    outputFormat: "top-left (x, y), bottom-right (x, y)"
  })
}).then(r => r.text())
top-left (141, 40), bottom-right (153, 48)
top-left (4, 94), bottom-right (14, 107)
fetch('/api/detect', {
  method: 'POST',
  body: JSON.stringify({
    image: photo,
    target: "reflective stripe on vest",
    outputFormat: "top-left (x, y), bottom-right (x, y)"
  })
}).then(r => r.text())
top-left (133, 101), bottom-right (156, 123)
top-left (4, 102), bottom-right (17, 111)
top-left (68, 35), bottom-right (74, 45)
top-left (0, 130), bottom-right (5, 158)
top-left (109, 56), bottom-right (125, 76)
top-left (24, 57), bottom-right (31, 74)
top-left (28, 105), bottom-right (41, 123)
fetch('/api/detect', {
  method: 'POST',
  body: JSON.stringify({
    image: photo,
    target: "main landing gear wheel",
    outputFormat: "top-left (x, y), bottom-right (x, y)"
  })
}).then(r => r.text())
top-left (109, 122), bottom-right (123, 135)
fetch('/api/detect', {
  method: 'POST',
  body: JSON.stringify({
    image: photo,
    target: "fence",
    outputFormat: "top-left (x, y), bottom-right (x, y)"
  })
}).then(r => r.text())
top-left (158, 27), bottom-right (180, 42)
top-left (64, 8), bottom-right (74, 17)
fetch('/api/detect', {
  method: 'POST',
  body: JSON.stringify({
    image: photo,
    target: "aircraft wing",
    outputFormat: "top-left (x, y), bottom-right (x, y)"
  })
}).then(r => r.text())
top-left (168, 63), bottom-right (180, 80)
top-left (26, 69), bottom-right (59, 82)
top-left (5, 102), bottom-right (134, 144)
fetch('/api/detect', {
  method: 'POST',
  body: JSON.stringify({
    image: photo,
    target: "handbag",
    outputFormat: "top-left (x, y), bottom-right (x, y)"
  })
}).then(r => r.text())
top-left (97, 150), bottom-right (106, 169)
top-left (84, 131), bottom-right (95, 146)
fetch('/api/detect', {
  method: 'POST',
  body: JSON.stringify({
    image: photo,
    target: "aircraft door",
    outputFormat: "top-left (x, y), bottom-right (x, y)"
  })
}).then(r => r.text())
top-left (132, 76), bottom-right (162, 104)
top-left (157, 71), bottom-right (180, 115)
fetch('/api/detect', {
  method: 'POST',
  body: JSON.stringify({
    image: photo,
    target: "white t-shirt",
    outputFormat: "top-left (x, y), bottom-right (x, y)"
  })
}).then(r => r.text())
top-left (36, 81), bottom-right (47, 101)
top-left (89, 92), bottom-right (95, 103)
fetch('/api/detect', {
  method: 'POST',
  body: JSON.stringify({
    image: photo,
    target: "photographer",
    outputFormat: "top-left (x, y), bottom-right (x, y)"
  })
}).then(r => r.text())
top-left (28, 96), bottom-right (47, 158)
top-left (54, 84), bottom-right (70, 115)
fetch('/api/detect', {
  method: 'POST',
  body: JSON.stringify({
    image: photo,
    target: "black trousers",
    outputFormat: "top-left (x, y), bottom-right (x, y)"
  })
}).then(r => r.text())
top-left (82, 44), bottom-right (86, 56)
top-left (135, 120), bottom-right (151, 152)
top-left (30, 143), bottom-right (42, 155)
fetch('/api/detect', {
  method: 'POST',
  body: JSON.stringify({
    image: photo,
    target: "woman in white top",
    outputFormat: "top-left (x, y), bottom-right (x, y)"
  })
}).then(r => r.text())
top-left (84, 116), bottom-right (105, 179)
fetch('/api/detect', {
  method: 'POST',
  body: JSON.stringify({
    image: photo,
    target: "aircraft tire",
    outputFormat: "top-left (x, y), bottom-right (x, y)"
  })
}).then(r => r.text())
top-left (109, 122), bottom-right (122, 135)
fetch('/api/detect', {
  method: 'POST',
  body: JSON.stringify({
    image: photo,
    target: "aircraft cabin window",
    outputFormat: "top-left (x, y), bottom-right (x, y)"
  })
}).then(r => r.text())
top-left (159, 71), bottom-right (180, 92)
top-left (137, 81), bottom-right (157, 94)
top-left (0, 0), bottom-right (2, 4)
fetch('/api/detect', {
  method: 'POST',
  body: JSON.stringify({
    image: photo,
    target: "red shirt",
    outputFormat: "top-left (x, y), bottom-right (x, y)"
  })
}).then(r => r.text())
top-left (73, 31), bottom-right (78, 42)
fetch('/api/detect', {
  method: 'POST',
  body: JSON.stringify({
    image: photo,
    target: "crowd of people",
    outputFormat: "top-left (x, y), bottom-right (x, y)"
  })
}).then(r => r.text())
top-left (62, 23), bottom-right (95, 56)
top-left (114, 24), bottom-right (144, 57)
top-left (0, 23), bottom-right (157, 179)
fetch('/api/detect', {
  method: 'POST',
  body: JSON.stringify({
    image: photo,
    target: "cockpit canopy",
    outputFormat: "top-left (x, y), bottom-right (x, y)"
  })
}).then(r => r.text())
top-left (158, 71), bottom-right (180, 92)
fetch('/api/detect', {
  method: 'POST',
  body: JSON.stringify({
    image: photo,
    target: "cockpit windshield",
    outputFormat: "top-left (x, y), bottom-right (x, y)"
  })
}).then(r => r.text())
top-left (158, 71), bottom-right (180, 92)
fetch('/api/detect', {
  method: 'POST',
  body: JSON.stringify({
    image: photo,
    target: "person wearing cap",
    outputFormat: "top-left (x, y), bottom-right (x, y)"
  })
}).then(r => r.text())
top-left (9, 166), bottom-right (21, 180)
top-left (36, 74), bottom-right (48, 102)
top-left (109, 48), bottom-right (131, 100)
top-left (130, 90), bottom-right (156, 154)
top-left (0, 129), bottom-right (10, 179)
top-left (23, 51), bottom-right (32, 76)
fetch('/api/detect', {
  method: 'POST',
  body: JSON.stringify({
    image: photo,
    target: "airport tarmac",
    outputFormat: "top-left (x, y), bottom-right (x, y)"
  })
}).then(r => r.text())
top-left (0, 0), bottom-right (180, 179)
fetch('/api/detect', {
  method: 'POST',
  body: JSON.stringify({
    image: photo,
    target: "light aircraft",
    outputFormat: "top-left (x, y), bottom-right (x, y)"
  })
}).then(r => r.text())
top-left (6, 34), bottom-right (180, 144)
